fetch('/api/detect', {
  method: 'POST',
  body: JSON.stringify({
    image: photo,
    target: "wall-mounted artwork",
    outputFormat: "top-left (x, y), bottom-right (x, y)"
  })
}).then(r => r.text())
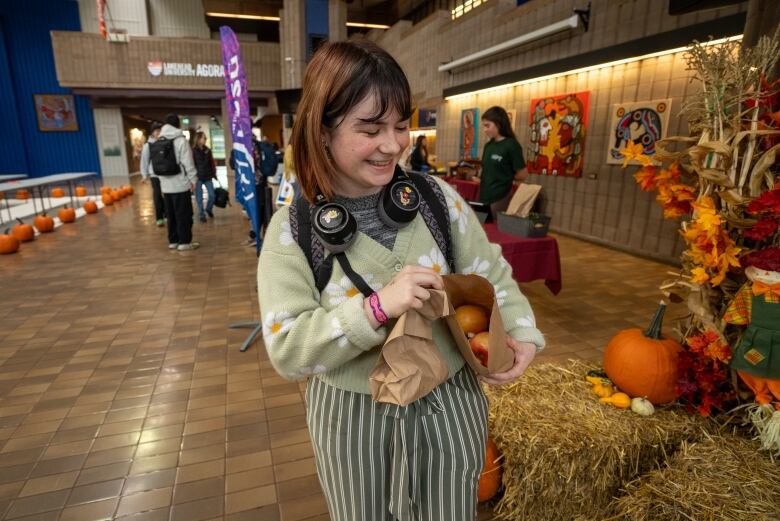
top-left (33, 94), bottom-right (78, 132)
top-left (506, 109), bottom-right (517, 134)
top-left (459, 107), bottom-right (479, 159)
top-left (527, 91), bottom-right (590, 177)
top-left (607, 99), bottom-right (671, 165)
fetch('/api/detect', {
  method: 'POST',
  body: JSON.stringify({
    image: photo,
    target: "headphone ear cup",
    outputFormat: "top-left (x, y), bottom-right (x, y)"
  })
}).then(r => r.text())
top-left (312, 202), bottom-right (357, 253)
top-left (379, 179), bottom-right (420, 229)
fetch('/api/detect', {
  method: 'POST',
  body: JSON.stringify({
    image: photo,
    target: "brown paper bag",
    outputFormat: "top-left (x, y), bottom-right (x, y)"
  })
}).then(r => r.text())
top-left (506, 184), bottom-right (542, 217)
top-left (369, 290), bottom-right (451, 406)
top-left (442, 274), bottom-right (515, 375)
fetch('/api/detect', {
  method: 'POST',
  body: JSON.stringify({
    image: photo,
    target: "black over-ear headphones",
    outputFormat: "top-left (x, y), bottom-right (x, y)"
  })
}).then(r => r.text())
top-left (312, 167), bottom-right (421, 253)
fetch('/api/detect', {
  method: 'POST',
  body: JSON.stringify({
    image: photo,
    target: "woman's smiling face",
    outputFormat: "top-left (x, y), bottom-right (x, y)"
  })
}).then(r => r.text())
top-left (325, 92), bottom-right (410, 198)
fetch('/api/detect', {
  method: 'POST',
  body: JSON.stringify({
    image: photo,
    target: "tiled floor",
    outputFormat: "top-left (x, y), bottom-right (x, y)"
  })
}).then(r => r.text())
top-left (0, 179), bottom-right (683, 520)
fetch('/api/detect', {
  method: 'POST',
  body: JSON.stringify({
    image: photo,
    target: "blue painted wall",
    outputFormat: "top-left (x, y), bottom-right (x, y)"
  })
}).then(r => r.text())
top-left (0, 0), bottom-right (100, 178)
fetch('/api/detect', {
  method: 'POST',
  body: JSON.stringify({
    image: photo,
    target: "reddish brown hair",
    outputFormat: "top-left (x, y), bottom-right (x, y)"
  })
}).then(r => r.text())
top-left (291, 39), bottom-right (412, 202)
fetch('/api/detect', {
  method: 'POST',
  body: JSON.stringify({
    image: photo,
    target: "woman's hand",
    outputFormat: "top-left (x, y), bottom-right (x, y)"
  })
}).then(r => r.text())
top-left (479, 336), bottom-right (536, 385)
top-left (363, 266), bottom-right (443, 328)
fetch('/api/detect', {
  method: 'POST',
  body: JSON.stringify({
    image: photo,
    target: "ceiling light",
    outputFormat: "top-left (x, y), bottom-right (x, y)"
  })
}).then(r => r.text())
top-left (346, 22), bottom-right (390, 29)
top-left (206, 12), bottom-right (280, 21)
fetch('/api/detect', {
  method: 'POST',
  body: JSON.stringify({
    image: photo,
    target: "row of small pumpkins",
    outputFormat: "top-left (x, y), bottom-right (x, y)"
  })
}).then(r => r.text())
top-left (0, 185), bottom-right (134, 254)
top-left (13, 186), bottom-right (92, 200)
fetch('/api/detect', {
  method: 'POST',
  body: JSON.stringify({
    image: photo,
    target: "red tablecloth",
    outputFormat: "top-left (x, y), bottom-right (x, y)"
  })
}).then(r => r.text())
top-left (483, 223), bottom-right (562, 295)
top-left (444, 177), bottom-right (519, 202)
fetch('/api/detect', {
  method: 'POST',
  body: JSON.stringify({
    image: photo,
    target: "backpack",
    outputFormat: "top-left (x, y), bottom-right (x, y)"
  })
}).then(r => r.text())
top-left (149, 136), bottom-right (181, 176)
top-left (291, 172), bottom-right (454, 297)
top-left (258, 141), bottom-right (279, 177)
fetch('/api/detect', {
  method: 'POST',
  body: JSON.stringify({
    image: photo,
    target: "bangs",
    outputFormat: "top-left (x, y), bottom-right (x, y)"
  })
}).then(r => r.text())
top-left (323, 48), bottom-right (412, 128)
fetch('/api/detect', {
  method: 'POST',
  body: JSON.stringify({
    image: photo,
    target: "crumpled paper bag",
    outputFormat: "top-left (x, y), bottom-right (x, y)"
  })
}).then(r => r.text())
top-left (506, 183), bottom-right (543, 217)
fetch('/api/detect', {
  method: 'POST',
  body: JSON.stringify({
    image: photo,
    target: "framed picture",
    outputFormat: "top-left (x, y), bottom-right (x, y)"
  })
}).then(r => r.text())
top-left (506, 109), bottom-right (517, 134)
top-left (33, 94), bottom-right (78, 132)
top-left (606, 99), bottom-right (672, 165)
top-left (527, 91), bottom-right (590, 177)
top-left (459, 108), bottom-right (479, 159)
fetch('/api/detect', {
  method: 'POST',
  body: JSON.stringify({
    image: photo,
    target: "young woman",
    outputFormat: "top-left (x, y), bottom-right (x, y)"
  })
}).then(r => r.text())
top-left (192, 131), bottom-right (216, 223)
top-left (409, 134), bottom-right (433, 172)
top-left (479, 106), bottom-right (528, 220)
top-left (257, 40), bottom-right (544, 521)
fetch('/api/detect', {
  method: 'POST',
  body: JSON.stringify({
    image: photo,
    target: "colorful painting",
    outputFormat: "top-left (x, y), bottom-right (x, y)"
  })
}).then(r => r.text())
top-left (607, 99), bottom-right (671, 165)
top-left (33, 94), bottom-right (78, 132)
top-left (459, 108), bottom-right (479, 159)
top-left (527, 91), bottom-right (590, 177)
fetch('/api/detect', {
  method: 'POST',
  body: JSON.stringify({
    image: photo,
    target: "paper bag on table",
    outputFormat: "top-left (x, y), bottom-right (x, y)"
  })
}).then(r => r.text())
top-left (442, 274), bottom-right (515, 376)
top-left (369, 290), bottom-right (451, 406)
top-left (506, 184), bottom-right (542, 217)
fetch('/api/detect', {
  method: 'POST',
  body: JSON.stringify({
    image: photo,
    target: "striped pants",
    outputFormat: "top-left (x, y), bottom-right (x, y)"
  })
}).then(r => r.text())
top-left (305, 366), bottom-right (488, 521)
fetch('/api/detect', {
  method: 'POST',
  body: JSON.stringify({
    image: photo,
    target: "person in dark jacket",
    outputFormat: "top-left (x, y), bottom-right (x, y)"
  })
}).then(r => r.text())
top-left (409, 135), bottom-right (434, 172)
top-left (192, 131), bottom-right (217, 223)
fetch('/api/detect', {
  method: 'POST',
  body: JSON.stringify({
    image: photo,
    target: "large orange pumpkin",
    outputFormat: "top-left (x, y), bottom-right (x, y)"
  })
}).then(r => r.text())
top-left (83, 199), bottom-right (99, 214)
top-left (455, 305), bottom-right (489, 336)
top-left (101, 193), bottom-right (113, 206)
top-left (478, 436), bottom-right (502, 502)
top-left (12, 219), bottom-right (34, 242)
top-left (58, 206), bottom-right (76, 223)
top-left (34, 214), bottom-right (54, 233)
top-left (603, 302), bottom-right (683, 404)
top-left (51, 187), bottom-right (65, 198)
top-left (75, 186), bottom-right (88, 197)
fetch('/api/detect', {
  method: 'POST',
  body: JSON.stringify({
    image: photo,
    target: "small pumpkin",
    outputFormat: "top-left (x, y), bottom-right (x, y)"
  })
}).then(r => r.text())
top-left (101, 193), bottom-right (113, 206)
top-left (75, 186), bottom-right (88, 197)
top-left (603, 302), bottom-right (683, 405)
top-left (83, 199), bottom-right (99, 214)
top-left (58, 206), bottom-right (76, 223)
top-left (591, 382), bottom-right (614, 399)
top-left (11, 219), bottom-right (34, 242)
top-left (34, 213), bottom-right (54, 233)
top-left (100, 186), bottom-right (112, 194)
top-left (0, 230), bottom-right (20, 254)
top-left (51, 187), bottom-right (65, 198)
top-left (110, 189), bottom-right (122, 202)
top-left (123, 184), bottom-right (134, 195)
top-left (600, 392), bottom-right (632, 409)
top-left (630, 397), bottom-right (655, 416)
top-left (477, 436), bottom-right (502, 502)
top-left (16, 189), bottom-right (30, 200)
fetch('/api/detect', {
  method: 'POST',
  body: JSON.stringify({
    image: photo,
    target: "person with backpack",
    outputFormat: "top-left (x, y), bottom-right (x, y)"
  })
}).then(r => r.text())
top-left (241, 131), bottom-right (279, 248)
top-left (257, 40), bottom-right (544, 521)
top-left (192, 131), bottom-right (217, 223)
top-left (140, 121), bottom-right (166, 226)
top-left (151, 113), bottom-right (199, 251)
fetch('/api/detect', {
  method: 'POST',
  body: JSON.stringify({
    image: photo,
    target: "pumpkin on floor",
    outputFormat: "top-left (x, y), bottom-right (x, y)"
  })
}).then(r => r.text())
top-left (122, 185), bottom-right (134, 195)
top-left (51, 187), bottom-right (65, 198)
top-left (58, 206), bottom-right (76, 223)
top-left (101, 193), bottom-right (113, 206)
top-left (75, 186), bottom-right (88, 197)
top-left (603, 302), bottom-right (683, 404)
top-left (16, 189), bottom-right (30, 200)
top-left (11, 219), bottom-right (34, 242)
top-left (83, 200), bottom-right (99, 214)
top-left (110, 189), bottom-right (122, 201)
top-left (0, 231), bottom-right (20, 254)
top-left (100, 186), bottom-right (112, 194)
top-left (478, 436), bottom-right (502, 502)
top-left (33, 214), bottom-right (54, 233)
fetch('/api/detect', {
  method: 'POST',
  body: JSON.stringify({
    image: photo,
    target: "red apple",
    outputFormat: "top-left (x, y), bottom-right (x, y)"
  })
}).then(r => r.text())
top-left (469, 331), bottom-right (490, 366)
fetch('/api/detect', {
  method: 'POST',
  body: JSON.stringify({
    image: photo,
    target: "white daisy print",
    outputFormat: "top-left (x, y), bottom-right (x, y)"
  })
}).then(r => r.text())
top-left (262, 311), bottom-right (293, 349)
top-left (515, 315), bottom-right (536, 328)
top-left (493, 285), bottom-right (508, 307)
top-left (288, 365), bottom-right (327, 378)
top-left (325, 275), bottom-right (382, 306)
top-left (418, 247), bottom-right (449, 274)
top-left (498, 256), bottom-right (510, 270)
top-left (330, 317), bottom-right (348, 348)
top-left (442, 184), bottom-right (468, 235)
top-left (279, 221), bottom-right (294, 246)
top-left (461, 257), bottom-right (490, 277)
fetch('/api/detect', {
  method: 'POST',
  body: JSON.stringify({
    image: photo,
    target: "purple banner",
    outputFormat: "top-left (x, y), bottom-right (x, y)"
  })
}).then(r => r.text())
top-left (220, 26), bottom-right (260, 251)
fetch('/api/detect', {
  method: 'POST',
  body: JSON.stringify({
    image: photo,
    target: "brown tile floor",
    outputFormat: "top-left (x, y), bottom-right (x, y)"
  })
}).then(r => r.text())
top-left (0, 179), bottom-right (684, 520)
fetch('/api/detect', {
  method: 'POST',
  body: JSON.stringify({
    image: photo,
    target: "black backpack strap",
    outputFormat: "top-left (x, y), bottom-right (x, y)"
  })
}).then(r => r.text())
top-left (333, 253), bottom-right (374, 297)
top-left (408, 173), bottom-right (455, 273)
top-left (292, 197), bottom-right (331, 294)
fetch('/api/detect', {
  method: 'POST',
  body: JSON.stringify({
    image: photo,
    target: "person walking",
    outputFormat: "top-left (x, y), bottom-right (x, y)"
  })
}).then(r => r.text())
top-left (150, 113), bottom-right (199, 251)
top-left (139, 121), bottom-right (166, 226)
top-left (257, 40), bottom-right (544, 521)
top-left (192, 131), bottom-right (217, 223)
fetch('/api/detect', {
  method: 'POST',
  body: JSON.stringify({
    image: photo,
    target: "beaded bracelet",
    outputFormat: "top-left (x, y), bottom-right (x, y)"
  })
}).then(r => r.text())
top-left (368, 292), bottom-right (389, 326)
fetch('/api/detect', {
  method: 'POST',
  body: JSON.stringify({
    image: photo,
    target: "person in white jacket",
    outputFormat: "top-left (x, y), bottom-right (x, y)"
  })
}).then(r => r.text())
top-left (155, 114), bottom-right (199, 251)
top-left (139, 121), bottom-right (166, 226)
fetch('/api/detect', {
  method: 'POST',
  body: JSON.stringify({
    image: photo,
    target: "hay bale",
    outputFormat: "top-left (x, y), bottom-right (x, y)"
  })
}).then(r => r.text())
top-left (485, 360), bottom-right (707, 521)
top-left (608, 434), bottom-right (780, 520)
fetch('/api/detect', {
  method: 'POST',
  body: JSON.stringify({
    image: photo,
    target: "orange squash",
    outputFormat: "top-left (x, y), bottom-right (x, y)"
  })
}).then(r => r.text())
top-left (603, 302), bottom-right (683, 404)
top-left (101, 193), bottom-right (113, 206)
top-left (75, 186), bottom-right (88, 197)
top-left (58, 206), bottom-right (76, 223)
top-left (51, 187), bottom-right (65, 198)
top-left (16, 189), bottom-right (30, 200)
top-left (83, 199), bottom-right (99, 214)
top-left (0, 231), bottom-right (20, 254)
top-left (478, 436), bottom-right (502, 502)
top-left (34, 214), bottom-right (54, 233)
top-left (11, 219), bottom-right (34, 242)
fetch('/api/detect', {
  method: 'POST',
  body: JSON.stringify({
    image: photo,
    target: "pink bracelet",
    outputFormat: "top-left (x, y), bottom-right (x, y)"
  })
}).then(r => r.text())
top-left (368, 292), bottom-right (389, 325)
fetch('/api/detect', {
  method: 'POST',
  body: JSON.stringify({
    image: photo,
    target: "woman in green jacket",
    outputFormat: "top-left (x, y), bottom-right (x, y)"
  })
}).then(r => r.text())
top-left (479, 106), bottom-right (528, 220)
top-left (257, 40), bottom-right (544, 521)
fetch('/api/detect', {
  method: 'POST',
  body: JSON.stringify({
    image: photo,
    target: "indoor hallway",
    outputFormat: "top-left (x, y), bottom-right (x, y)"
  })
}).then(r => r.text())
top-left (0, 179), bottom-right (683, 521)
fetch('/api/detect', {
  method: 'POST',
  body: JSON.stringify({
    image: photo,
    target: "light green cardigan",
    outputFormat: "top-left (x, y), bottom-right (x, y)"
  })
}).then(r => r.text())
top-left (257, 177), bottom-right (545, 394)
